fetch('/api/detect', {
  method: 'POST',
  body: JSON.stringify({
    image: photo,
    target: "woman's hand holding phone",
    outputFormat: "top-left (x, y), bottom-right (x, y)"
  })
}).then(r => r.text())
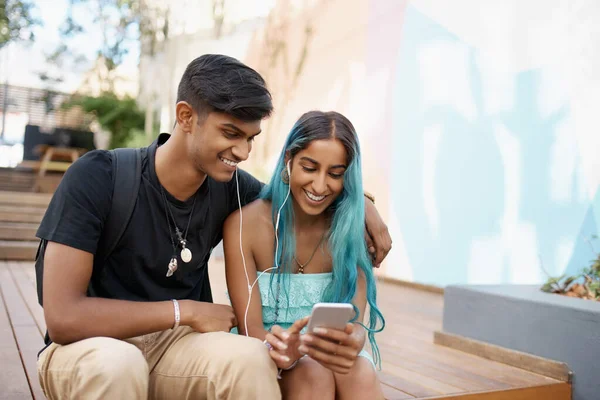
top-left (264, 317), bottom-right (309, 369)
top-left (298, 323), bottom-right (363, 374)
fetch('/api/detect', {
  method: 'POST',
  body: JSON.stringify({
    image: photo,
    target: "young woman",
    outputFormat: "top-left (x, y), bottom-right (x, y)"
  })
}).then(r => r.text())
top-left (223, 111), bottom-right (385, 399)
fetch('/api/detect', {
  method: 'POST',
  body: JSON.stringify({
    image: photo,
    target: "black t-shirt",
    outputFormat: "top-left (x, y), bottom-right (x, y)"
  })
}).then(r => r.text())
top-left (36, 133), bottom-right (262, 303)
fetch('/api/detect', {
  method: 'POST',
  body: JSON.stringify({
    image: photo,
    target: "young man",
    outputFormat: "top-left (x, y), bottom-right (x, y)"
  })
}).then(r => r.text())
top-left (36, 54), bottom-right (392, 400)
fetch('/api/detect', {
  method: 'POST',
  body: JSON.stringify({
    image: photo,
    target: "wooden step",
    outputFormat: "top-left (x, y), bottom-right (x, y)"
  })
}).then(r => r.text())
top-left (0, 175), bottom-right (34, 183)
top-left (0, 190), bottom-right (52, 207)
top-left (0, 241), bottom-right (39, 260)
top-left (0, 170), bottom-right (36, 183)
top-left (0, 212), bottom-right (43, 224)
top-left (0, 222), bottom-right (39, 241)
top-left (0, 179), bottom-right (34, 189)
top-left (419, 382), bottom-right (570, 399)
top-left (0, 176), bottom-right (35, 185)
top-left (0, 170), bottom-right (36, 192)
top-left (0, 184), bottom-right (34, 193)
top-left (0, 205), bottom-right (45, 223)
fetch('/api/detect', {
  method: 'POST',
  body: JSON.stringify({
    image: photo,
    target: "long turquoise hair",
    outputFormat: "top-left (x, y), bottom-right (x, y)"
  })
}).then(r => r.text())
top-left (260, 111), bottom-right (385, 367)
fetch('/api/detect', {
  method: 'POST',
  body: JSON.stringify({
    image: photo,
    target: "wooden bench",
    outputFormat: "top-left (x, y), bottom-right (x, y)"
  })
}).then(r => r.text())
top-left (33, 145), bottom-right (86, 179)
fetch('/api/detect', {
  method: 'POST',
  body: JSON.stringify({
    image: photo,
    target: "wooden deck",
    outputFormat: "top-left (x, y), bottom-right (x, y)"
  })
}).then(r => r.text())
top-left (0, 189), bottom-right (571, 399)
top-left (0, 260), bottom-right (570, 400)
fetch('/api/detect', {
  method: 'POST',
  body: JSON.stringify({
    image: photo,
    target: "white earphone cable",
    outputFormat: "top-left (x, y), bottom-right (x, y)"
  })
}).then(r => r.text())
top-left (236, 163), bottom-right (291, 337)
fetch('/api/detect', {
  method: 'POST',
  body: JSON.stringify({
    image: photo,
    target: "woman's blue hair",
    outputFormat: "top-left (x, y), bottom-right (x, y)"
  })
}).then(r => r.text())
top-left (260, 111), bottom-right (385, 367)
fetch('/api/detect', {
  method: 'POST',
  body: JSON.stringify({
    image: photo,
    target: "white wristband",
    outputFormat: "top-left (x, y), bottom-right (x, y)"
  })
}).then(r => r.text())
top-left (172, 299), bottom-right (180, 330)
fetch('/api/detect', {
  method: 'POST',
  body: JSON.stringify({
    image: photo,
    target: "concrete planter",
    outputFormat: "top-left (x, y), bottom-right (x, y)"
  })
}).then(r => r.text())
top-left (442, 284), bottom-right (600, 400)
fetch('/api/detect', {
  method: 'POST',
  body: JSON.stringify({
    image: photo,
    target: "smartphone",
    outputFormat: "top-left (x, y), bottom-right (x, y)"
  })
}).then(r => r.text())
top-left (306, 303), bottom-right (355, 333)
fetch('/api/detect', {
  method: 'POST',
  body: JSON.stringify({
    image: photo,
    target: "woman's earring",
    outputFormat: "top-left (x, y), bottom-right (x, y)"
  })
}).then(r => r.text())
top-left (281, 168), bottom-right (290, 184)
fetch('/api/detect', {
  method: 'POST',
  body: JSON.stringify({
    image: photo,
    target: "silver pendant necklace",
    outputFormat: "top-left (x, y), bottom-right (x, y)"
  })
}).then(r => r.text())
top-left (160, 186), bottom-right (197, 277)
top-left (167, 256), bottom-right (178, 278)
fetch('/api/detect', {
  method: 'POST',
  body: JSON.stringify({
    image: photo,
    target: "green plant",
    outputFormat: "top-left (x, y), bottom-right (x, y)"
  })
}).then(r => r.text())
top-left (541, 247), bottom-right (600, 300)
top-left (63, 92), bottom-right (145, 149)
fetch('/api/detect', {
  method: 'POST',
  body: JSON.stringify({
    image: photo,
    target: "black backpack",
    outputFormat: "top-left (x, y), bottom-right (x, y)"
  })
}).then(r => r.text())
top-left (35, 147), bottom-right (143, 308)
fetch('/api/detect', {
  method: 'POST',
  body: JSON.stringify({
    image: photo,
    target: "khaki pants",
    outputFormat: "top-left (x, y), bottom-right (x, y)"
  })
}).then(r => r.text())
top-left (37, 327), bottom-right (281, 400)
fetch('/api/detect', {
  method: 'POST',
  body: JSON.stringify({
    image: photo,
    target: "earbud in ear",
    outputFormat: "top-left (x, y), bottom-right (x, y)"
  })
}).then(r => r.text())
top-left (286, 160), bottom-right (291, 176)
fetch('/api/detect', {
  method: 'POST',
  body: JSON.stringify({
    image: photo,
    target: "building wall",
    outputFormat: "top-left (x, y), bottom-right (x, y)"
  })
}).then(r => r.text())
top-left (242, 0), bottom-right (600, 286)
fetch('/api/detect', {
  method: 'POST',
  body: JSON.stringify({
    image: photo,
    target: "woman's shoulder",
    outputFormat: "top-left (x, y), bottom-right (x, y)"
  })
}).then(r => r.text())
top-left (224, 198), bottom-right (273, 231)
top-left (244, 198), bottom-right (272, 216)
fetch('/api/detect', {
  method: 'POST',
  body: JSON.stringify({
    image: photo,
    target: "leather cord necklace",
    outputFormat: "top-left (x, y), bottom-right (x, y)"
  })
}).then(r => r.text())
top-left (160, 185), bottom-right (197, 277)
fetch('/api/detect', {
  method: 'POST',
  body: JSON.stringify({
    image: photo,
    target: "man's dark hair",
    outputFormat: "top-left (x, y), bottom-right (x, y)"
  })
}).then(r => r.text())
top-left (177, 54), bottom-right (273, 121)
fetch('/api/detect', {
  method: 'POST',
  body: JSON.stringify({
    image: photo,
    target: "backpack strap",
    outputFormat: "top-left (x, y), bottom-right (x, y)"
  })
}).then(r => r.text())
top-left (36, 147), bottom-right (142, 345)
top-left (100, 147), bottom-right (142, 261)
top-left (35, 148), bottom-right (142, 307)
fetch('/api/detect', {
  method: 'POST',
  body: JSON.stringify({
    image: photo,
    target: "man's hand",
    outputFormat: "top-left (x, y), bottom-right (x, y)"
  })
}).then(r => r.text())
top-left (264, 317), bottom-right (308, 369)
top-left (298, 323), bottom-right (362, 374)
top-left (364, 199), bottom-right (392, 267)
top-left (182, 301), bottom-right (237, 333)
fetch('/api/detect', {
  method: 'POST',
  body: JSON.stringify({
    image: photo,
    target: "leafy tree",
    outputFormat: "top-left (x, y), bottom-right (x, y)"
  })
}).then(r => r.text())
top-left (0, 0), bottom-right (40, 48)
